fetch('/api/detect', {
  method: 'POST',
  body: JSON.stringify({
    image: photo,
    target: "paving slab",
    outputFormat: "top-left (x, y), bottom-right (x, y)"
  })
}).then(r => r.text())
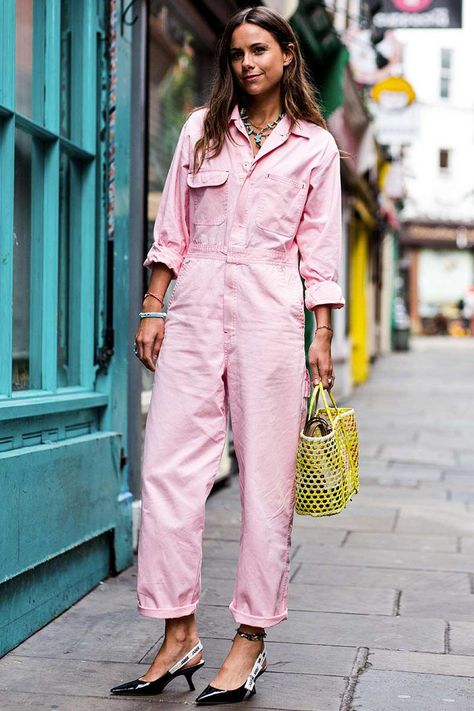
top-left (294, 563), bottom-right (471, 593)
top-left (350, 484), bottom-right (447, 503)
top-left (268, 610), bottom-right (445, 652)
top-left (400, 591), bottom-right (474, 621)
top-left (344, 532), bottom-right (457, 552)
top-left (294, 544), bottom-right (474, 573)
top-left (457, 451), bottom-right (474, 468)
top-left (378, 445), bottom-right (457, 468)
top-left (288, 582), bottom-right (396, 615)
top-left (448, 621), bottom-right (474, 655)
top-left (352, 669), bottom-right (474, 711)
top-left (443, 474), bottom-right (474, 489)
top-left (293, 505), bottom-right (399, 532)
top-left (0, 694), bottom-right (188, 710)
top-left (459, 537), bottom-right (474, 554)
top-left (367, 649), bottom-right (474, 677)
top-left (395, 509), bottom-right (474, 536)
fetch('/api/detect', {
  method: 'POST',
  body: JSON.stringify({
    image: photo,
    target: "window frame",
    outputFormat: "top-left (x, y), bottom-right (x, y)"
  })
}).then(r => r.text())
top-left (0, 0), bottom-right (104, 412)
top-left (439, 47), bottom-right (452, 100)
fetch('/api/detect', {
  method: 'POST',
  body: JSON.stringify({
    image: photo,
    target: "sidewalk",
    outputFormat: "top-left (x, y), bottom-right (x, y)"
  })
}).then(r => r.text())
top-left (1, 336), bottom-right (473, 710)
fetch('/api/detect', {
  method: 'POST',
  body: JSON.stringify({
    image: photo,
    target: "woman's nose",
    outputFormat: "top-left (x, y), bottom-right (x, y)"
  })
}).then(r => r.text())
top-left (242, 53), bottom-right (255, 70)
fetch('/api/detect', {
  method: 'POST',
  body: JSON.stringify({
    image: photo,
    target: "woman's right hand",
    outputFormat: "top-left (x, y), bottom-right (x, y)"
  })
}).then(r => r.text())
top-left (134, 317), bottom-right (165, 372)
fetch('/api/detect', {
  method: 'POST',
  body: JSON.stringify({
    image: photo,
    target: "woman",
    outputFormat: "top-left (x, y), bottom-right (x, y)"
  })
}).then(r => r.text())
top-left (111, 5), bottom-right (344, 706)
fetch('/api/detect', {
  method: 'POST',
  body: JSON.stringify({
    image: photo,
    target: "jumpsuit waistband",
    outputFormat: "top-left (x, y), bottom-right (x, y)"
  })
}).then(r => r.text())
top-left (186, 243), bottom-right (299, 266)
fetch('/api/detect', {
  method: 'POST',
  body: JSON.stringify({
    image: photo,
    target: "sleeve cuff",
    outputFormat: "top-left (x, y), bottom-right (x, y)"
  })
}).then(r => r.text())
top-left (143, 244), bottom-right (184, 278)
top-left (305, 281), bottom-right (345, 310)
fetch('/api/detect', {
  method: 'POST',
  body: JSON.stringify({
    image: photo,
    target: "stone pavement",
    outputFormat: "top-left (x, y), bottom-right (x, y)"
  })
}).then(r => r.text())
top-left (1, 336), bottom-right (473, 710)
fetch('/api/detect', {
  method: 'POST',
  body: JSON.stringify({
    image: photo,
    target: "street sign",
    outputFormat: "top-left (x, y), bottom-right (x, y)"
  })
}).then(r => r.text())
top-left (369, 1), bottom-right (462, 29)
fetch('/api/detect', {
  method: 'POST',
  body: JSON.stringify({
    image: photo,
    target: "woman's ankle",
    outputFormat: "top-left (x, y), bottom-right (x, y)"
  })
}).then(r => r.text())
top-left (164, 614), bottom-right (199, 645)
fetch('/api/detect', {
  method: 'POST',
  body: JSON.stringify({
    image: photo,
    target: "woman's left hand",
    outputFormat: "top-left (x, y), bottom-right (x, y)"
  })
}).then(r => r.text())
top-left (308, 330), bottom-right (335, 390)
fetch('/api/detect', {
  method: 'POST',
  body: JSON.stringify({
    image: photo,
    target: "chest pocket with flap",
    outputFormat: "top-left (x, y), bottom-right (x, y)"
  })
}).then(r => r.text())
top-left (187, 170), bottom-right (229, 225)
top-left (255, 173), bottom-right (307, 237)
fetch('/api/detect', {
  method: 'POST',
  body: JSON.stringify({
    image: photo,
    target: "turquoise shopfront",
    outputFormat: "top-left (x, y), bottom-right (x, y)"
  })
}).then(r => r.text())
top-left (0, 0), bottom-right (133, 654)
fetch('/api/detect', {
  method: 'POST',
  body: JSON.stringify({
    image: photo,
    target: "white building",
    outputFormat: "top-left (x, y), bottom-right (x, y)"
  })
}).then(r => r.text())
top-left (396, 4), bottom-right (474, 331)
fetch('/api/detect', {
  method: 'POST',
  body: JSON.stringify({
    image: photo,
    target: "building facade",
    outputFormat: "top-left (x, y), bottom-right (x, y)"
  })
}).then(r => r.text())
top-left (397, 3), bottom-right (474, 334)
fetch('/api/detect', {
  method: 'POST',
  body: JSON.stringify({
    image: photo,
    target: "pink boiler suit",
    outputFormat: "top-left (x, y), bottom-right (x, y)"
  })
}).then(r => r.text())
top-left (137, 103), bottom-right (345, 628)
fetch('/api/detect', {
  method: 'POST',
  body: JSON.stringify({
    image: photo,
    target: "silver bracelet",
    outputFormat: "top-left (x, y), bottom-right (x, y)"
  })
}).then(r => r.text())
top-left (139, 312), bottom-right (166, 319)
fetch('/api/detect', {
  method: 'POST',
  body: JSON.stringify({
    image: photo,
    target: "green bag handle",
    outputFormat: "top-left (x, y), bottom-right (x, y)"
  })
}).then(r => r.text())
top-left (307, 380), bottom-right (338, 427)
top-left (307, 380), bottom-right (357, 473)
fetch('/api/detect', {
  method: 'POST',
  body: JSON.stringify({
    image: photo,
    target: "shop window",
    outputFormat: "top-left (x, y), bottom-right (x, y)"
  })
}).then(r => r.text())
top-left (0, 0), bottom-right (106, 398)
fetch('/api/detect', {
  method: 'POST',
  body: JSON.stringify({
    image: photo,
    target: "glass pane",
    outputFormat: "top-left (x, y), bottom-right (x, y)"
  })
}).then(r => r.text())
top-left (57, 151), bottom-right (71, 387)
top-left (440, 76), bottom-right (450, 99)
top-left (16, 0), bottom-right (34, 116)
top-left (12, 131), bottom-right (33, 391)
top-left (60, 0), bottom-right (72, 138)
top-left (441, 48), bottom-right (452, 69)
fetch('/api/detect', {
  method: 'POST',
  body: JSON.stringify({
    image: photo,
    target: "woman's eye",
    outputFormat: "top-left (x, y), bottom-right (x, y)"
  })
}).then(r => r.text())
top-left (254, 47), bottom-right (265, 53)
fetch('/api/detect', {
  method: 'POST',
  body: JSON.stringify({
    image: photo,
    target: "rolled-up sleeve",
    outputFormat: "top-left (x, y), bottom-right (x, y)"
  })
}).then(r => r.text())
top-left (296, 139), bottom-right (345, 310)
top-left (143, 119), bottom-right (190, 277)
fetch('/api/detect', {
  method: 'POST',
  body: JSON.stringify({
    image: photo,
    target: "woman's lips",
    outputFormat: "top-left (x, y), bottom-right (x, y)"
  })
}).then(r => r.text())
top-left (242, 74), bottom-right (262, 82)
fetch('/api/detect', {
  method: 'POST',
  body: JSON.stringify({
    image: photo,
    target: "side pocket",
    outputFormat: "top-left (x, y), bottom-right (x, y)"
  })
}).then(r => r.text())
top-left (166, 258), bottom-right (191, 310)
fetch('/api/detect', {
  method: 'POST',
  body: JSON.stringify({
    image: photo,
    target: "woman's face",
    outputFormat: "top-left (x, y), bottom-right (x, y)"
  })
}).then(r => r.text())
top-left (230, 23), bottom-right (292, 99)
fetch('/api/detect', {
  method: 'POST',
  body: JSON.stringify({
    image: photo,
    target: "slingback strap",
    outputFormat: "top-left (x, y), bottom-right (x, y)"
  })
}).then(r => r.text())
top-left (244, 649), bottom-right (267, 692)
top-left (235, 627), bottom-right (267, 641)
top-left (168, 640), bottom-right (203, 674)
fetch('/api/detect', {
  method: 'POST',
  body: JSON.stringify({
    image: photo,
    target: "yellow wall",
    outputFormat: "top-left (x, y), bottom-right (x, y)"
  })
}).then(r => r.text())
top-left (350, 219), bottom-right (370, 384)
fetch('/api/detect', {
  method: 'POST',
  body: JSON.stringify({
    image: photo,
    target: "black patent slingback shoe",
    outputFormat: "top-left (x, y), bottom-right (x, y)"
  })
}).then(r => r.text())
top-left (195, 628), bottom-right (267, 705)
top-left (110, 640), bottom-right (205, 696)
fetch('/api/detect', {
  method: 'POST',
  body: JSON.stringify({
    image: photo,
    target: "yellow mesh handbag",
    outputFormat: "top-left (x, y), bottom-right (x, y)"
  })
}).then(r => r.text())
top-left (295, 381), bottom-right (359, 517)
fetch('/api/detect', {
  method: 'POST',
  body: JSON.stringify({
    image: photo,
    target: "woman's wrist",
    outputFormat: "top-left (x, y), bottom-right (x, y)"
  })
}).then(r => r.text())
top-left (315, 325), bottom-right (333, 334)
top-left (142, 295), bottom-right (164, 311)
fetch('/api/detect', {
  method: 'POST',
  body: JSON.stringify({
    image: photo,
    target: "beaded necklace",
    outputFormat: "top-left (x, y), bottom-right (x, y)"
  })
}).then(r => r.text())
top-left (239, 106), bottom-right (285, 148)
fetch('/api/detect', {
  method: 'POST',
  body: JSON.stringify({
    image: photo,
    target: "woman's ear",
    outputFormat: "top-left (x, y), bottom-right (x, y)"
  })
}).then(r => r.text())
top-left (283, 43), bottom-right (295, 67)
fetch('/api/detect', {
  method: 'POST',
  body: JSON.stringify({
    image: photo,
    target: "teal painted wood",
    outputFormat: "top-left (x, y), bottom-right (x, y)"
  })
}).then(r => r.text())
top-left (40, 141), bottom-right (60, 391)
top-left (0, 533), bottom-right (110, 656)
top-left (94, 7), bottom-right (134, 572)
top-left (94, 16), bottom-right (108, 376)
top-left (0, 0), bottom-right (14, 110)
top-left (40, 0), bottom-right (61, 391)
top-left (0, 391), bottom-right (108, 420)
top-left (0, 431), bottom-right (122, 583)
top-left (0, 0), bottom-right (14, 396)
top-left (0, 116), bottom-right (15, 397)
top-left (0, 0), bottom-right (133, 655)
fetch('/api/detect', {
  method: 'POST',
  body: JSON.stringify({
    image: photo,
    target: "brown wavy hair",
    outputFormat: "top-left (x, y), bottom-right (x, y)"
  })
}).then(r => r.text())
top-left (192, 5), bottom-right (328, 173)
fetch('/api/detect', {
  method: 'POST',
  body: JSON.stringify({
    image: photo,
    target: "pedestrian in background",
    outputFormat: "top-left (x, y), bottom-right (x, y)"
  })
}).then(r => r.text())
top-left (111, 5), bottom-right (344, 705)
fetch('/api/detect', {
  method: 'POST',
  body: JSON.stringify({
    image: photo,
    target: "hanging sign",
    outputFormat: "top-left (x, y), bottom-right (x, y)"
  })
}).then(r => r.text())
top-left (370, 76), bottom-right (419, 145)
top-left (371, 1), bottom-right (462, 29)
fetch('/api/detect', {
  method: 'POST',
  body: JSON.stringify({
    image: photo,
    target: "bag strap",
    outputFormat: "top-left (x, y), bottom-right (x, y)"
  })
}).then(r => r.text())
top-left (307, 381), bottom-right (338, 427)
top-left (308, 381), bottom-right (357, 472)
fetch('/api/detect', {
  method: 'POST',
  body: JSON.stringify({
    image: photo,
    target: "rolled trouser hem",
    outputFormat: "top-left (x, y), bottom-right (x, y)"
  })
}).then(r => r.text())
top-left (137, 602), bottom-right (198, 619)
top-left (229, 602), bottom-right (288, 628)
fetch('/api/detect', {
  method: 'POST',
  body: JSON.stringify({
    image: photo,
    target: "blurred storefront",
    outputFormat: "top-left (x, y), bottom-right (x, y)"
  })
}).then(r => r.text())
top-left (400, 223), bottom-right (474, 335)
